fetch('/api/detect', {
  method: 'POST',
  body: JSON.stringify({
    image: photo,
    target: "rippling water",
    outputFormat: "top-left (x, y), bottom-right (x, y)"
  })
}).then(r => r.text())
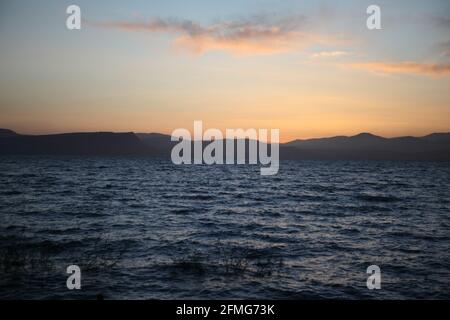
top-left (0, 156), bottom-right (449, 299)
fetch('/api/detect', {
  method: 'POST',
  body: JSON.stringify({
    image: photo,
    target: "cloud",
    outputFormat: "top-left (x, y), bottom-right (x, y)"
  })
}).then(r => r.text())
top-left (349, 61), bottom-right (450, 76)
top-left (437, 40), bottom-right (450, 59)
top-left (310, 51), bottom-right (348, 59)
top-left (430, 15), bottom-right (450, 29)
top-left (87, 18), bottom-right (205, 36)
top-left (87, 15), bottom-right (345, 55)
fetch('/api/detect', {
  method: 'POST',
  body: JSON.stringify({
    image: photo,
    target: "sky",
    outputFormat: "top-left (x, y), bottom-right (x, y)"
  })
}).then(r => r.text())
top-left (0, 0), bottom-right (449, 142)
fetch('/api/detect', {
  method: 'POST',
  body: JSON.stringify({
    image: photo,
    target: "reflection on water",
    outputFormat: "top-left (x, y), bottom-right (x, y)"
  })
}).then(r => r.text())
top-left (0, 156), bottom-right (449, 299)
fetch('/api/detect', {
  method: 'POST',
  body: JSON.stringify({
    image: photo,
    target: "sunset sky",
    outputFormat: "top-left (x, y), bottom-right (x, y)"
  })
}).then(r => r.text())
top-left (0, 0), bottom-right (449, 142)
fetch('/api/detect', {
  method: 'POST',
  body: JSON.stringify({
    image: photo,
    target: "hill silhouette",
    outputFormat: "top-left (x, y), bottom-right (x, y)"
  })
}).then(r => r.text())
top-left (282, 132), bottom-right (450, 160)
top-left (0, 131), bottom-right (149, 156)
top-left (0, 129), bottom-right (449, 160)
top-left (0, 129), bottom-right (19, 138)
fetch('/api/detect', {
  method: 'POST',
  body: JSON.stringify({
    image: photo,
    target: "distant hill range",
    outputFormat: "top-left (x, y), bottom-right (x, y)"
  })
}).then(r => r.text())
top-left (1, 129), bottom-right (449, 161)
top-left (282, 132), bottom-right (450, 160)
top-left (0, 130), bottom-right (148, 156)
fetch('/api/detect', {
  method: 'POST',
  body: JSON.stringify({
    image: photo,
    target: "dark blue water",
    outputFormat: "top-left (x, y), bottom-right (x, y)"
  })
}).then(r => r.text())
top-left (0, 156), bottom-right (449, 299)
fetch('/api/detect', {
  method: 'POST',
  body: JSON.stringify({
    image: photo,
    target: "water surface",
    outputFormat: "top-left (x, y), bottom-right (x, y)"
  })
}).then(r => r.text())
top-left (0, 156), bottom-right (449, 299)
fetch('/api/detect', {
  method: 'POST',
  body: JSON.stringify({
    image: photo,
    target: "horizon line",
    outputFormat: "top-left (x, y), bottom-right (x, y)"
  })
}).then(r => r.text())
top-left (2, 127), bottom-right (449, 144)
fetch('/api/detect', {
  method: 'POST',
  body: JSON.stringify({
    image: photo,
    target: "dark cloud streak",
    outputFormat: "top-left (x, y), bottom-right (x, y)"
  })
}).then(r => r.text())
top-left (86, 14), bottom-right (342, 55)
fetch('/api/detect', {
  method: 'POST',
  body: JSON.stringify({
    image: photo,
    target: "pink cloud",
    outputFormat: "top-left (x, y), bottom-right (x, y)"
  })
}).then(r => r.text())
top-left (349, 61), bottom-right (450, 76)
top-left (86, 16), bottom-right (346, 55)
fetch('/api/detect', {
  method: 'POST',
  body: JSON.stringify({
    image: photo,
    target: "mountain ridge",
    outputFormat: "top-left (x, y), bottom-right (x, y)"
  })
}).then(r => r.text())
top-left (1, 129), bottom-right (449, 160)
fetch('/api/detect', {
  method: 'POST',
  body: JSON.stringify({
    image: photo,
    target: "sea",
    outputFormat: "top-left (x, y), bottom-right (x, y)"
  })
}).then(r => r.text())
top-left (0, 156), bottom-right (449, 299)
